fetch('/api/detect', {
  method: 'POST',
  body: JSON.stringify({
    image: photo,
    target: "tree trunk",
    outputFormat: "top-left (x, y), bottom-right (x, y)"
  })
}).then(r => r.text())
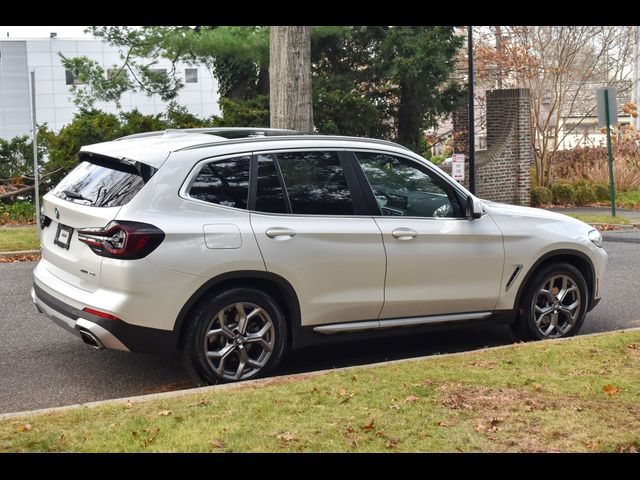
top-left (397, 80), bottom-right (420, 152)
top-left (269, 26), bottom-right (313, 131)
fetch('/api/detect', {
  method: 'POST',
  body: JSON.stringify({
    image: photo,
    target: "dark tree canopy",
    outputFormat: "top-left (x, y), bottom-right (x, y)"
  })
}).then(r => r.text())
top-left (61, 26), bottom-right (464, 152)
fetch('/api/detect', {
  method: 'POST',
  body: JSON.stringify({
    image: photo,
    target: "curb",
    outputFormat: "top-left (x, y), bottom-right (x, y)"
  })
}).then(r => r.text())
top-left (0, 249), bottom-right (40, 259)
top-left (2, 327), bottom-right (639, 421)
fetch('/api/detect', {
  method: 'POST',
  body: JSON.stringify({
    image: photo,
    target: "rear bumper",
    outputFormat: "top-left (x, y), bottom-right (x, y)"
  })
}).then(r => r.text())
top-left (32, 282), bottom-right (178, 353)
top-left (32, 284), bottom-right (129, 351)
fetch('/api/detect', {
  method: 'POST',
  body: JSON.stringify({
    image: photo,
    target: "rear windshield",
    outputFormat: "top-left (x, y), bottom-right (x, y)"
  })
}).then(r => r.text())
top-left (52, 156), bottom-right (153, 208)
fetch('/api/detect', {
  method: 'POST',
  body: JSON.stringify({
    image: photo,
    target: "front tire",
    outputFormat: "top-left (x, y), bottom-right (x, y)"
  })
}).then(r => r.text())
top-left (512, 262), bottom-right (588, 341)
top-left (181, 288), bottom-right (288, 385)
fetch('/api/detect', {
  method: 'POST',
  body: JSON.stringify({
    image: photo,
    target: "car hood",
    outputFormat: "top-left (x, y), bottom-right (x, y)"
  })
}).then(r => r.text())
top-left (481, 199), bottom-right (594, 233)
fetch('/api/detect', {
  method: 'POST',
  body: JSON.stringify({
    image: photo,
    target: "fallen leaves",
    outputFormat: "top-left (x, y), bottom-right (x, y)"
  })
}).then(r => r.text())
top-left (187, 398), bottom-right (209, 407)
top-left (474, 417), bottom-right (504, 433)
top-left (597, 224), bottom-right (623, 232)
top-left (338, 387), bottom-right (355, 404)
top-left (617, 444), bottom-right (639, 453)
top-left (385, 438), bottom-right (399, 449)
top-left (17, 423), bottom-right (32, 432)
top-left (626, 344), bottom-right (640, 358)
top-left (489, 417), bottom-right (504, 429)
top-left (361, 420), bottom-right (375, 432)
top-left (276, 433), bottom-right (299, 442)
top-left (157, 410), bottom-right (172, 416)
top-left (583, 440), bottom-right (599, 451)
top-left (142, 427), bottom-right (160, 447)
top-left (602, 384), bottom-right (621, 395)
top-left (340, 394), bottom-right (355, 404)
top-left (0, 254), bottom-right (40, 263)
top-left (210, 439), bottom-right (226, 449)
top-left (405, 395), bottom-right (419, 403)
top-left (468, 360), bottom-right (497, 369)
top-left (441, 393), bottom-right (473, 410)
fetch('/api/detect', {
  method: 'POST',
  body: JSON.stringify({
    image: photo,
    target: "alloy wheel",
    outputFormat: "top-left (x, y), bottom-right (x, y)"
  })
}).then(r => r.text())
top-left (531, 274), bottom-right (582, 338)
top-left (203, 302), bottom-right (275, 381)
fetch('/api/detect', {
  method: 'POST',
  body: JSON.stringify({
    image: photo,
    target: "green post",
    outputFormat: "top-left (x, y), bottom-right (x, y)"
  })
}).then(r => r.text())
top-left (604, 89), bottom-right (616, 217)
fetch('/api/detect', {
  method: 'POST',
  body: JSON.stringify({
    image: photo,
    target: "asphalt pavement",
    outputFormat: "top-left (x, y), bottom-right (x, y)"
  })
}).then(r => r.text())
top-left (1, 232), bottom-right (639, 414)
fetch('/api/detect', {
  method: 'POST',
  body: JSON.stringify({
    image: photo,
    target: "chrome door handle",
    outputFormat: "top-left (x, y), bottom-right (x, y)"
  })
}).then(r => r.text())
top-left (265, 227), bottom-right (296, 239)
top-left (392, 228), bottom-right (417, 240)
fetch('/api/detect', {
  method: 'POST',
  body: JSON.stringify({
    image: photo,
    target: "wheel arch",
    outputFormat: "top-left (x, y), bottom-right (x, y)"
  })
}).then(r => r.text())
top-left (514, 250), bottom-right (596, 314)
top-left (174, 270), bottom-right (301, 350)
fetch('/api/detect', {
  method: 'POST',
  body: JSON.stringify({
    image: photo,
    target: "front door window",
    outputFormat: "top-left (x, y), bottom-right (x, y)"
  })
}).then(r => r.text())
top-left (355, 152), bottom-right (463, 218)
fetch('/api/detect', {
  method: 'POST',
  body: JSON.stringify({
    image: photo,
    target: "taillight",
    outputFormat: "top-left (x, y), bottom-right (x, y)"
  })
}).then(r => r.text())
top-left (77, 221), bottom-right (165, 260)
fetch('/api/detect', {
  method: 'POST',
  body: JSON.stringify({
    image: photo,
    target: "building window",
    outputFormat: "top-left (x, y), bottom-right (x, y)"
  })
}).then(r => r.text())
top-left (107, 68), bottom-right (128, 81)
top-left (65, 70), bottom-right (84, 86)
top-left (185, 68), bottom-right (198, 84)
top-left (148, 68), bottom-right (168, 80)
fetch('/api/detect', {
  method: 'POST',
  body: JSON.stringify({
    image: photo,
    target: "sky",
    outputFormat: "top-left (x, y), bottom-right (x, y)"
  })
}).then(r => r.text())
top-left (0, 26), bottom-right (92, 39)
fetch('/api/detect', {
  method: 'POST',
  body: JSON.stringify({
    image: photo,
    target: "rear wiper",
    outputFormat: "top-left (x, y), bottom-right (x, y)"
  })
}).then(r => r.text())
top-left (62, 190), bottom-right (93, 204)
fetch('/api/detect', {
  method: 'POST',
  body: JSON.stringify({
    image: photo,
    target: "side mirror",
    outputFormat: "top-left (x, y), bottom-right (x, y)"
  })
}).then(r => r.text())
top-left (466, 194), bottom-right (483, 219)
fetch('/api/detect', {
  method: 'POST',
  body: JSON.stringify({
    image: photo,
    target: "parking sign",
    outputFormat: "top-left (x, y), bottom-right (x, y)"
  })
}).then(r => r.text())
top-left (451, 153), bottom-right (465, 181)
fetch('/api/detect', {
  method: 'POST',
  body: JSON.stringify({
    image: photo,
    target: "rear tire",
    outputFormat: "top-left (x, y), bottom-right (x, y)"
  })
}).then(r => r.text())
top-left (511, 262), bottom-right (588, 341)
top-left (181, 288), bottom-right (288, 385)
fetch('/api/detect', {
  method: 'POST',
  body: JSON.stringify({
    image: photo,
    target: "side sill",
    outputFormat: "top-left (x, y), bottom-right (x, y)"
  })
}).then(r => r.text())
top-left (313, 312), bottom-right (492, 334)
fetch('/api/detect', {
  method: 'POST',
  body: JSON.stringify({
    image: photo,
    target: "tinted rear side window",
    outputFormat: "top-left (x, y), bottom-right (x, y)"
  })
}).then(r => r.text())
top-left (276, 151), bottom-right (354, 215)
top-left (53, 161), bottom-right (146, 208)
top-left (189, 156), bottom-right (251, 209)
top-left (255, 153), bottom-right (288, 213)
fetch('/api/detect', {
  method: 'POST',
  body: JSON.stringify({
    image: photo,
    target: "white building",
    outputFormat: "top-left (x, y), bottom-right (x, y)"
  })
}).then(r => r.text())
top-left (0, 37), bottom-right (221, 140)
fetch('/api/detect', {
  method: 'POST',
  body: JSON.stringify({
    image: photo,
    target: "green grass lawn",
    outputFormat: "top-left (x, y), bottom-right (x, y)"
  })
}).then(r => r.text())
top-left (1, 330), bottom-right (639, 453)
top-left (616, 190), bottom-right (640, 210)
top-left (0, 225), bottom-right (39, 252)
top-left (567, 213), bottom-right (630, 225)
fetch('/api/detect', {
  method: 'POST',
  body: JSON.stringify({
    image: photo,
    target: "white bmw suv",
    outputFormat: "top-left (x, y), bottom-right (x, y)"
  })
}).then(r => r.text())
top-left (32, 128), bottom-right (607, 384)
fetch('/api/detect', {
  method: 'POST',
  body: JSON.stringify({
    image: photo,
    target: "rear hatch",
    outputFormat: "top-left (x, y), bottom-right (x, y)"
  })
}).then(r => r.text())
top-left (40, 153), bottom-right (155, 292)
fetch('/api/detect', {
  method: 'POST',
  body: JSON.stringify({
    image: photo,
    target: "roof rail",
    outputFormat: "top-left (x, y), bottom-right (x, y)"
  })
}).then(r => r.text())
top-left (115, 131), bottom-right (166, 141)
top-left (165, 127), bottom-right (303, 137)
top-left (114, 128), bottom-right (411, 153)
top-left (175, 134), bottom-right (411, 152)
top-left (116, 127), bottom-right (304, 142)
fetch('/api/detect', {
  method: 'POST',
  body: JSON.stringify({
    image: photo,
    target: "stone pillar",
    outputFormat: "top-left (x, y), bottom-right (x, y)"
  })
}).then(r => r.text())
top-left (444, 88), bottom-right (532, 206)
top-left (482, 88), bottom-right (532, 206)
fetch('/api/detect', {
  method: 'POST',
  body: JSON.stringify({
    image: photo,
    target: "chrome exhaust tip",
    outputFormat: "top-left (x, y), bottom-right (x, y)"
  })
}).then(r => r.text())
top-left (79, 329), bottom-right (104, 350)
